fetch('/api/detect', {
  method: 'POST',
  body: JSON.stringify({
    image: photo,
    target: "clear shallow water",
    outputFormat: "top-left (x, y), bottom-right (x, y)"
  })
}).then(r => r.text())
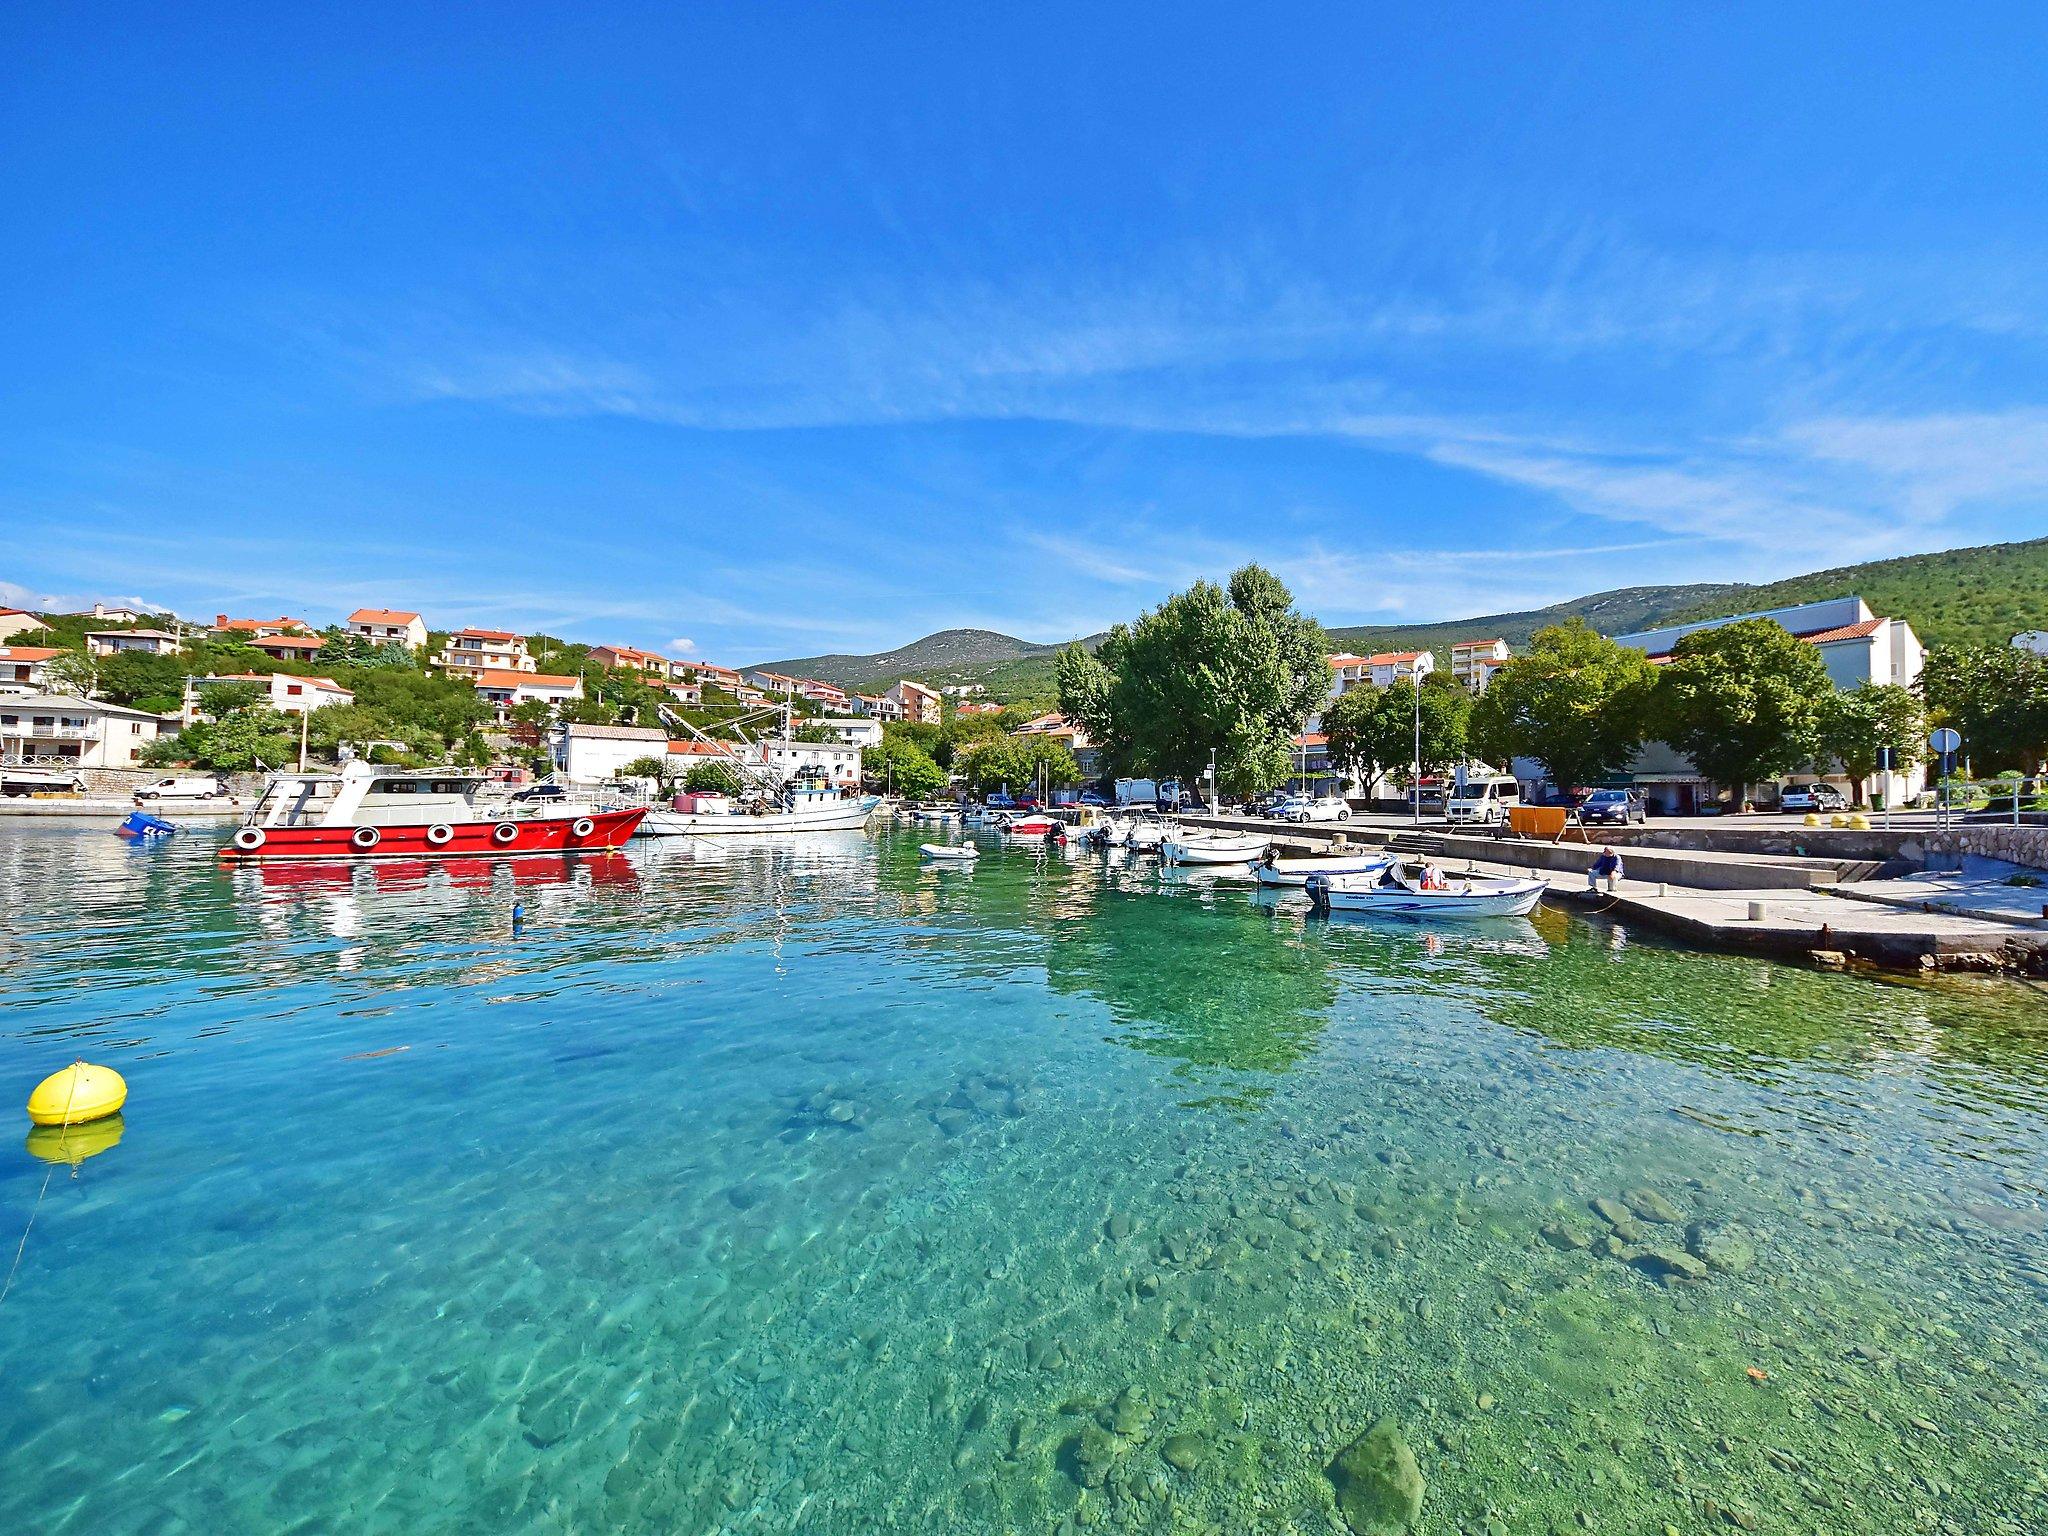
top-left (0, 821), bottom-right (2044, 1535)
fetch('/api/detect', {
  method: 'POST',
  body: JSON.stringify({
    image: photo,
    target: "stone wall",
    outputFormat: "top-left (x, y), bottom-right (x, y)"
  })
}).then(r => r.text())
top-left (1924, 825), bottom-right (2048, 874)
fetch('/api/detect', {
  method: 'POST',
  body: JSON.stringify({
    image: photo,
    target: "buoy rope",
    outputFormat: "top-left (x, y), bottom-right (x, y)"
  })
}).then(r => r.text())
top-left (0, 1063), bottom-right (83, 1308)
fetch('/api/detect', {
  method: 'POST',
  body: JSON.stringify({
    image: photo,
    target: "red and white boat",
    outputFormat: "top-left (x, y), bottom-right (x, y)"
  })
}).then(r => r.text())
top-left (219, 762), bottom-right (644, 862)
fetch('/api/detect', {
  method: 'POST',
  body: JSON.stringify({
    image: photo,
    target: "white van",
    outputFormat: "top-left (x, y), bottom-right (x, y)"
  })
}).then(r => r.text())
top-left (134, 776), bottom-right (232, 804)
top-left (1444, 774), bottom-right (1520, 827)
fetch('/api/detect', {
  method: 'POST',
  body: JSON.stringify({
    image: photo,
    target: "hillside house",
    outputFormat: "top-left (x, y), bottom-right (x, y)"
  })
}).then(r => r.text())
top-left (189, 672), bottom-right (354, 721)
top-left (0, 609), bottom-right (52, 643)
top-left (345, 609), bottom-right (428, 651)
top-left (886, 679), bottom-right (941, 725)
top-left (472, 668), bottom-right (581, 723)
top-left (437, 629), bottom-right (534, 676)
top-left (0, 695), bottom-right (175, 768)
top-left (85, 628), bottom-right (181, 658)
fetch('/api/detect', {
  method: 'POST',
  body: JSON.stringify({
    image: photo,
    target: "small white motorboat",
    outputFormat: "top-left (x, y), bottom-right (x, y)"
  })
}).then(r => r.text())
top-left (1161, 831), bottom-right (1270, 866)
top-left (1251, 852), bottom-right (1395, 888)
top-left (920, 842), bottom-right (979, 862)
top-left (1305, 863), bottom-right (1546, 919)
top-left (1124, 820), bottom-right (1171, 853)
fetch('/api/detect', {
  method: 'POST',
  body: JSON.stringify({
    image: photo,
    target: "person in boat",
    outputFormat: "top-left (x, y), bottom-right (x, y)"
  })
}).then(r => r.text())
top-left (1418, 861), bottom-right (1445, 891)
top-left (1588, 846), bottom-right (1623, 893)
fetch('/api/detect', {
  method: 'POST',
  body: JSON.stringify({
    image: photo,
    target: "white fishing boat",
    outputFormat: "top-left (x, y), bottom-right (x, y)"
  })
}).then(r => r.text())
top-left (1250, 852), bottom-right (1396, 887)
top-left (1124, 819), bottom-right (1171, 853)
top-left (1161, 830), bottom-right (1270, 866)
top-left (1305, 863), bottom-right (1546, 919)
top-left (919, 842), bottom-right (979, 862)
top-left (638, 785), bottom-right (880, 837)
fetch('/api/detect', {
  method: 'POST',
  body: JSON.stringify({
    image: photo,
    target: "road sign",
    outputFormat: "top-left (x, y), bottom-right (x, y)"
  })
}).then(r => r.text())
top-left (1929, 727), bottom-right (1961, 755)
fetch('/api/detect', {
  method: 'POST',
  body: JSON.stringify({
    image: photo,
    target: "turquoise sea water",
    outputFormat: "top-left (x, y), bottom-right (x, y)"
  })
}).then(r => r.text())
top-left (0, 820), bottom-right (2043, 1534)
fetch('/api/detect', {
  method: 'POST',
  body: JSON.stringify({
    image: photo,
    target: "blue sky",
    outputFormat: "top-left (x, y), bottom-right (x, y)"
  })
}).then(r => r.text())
top-left (6, 4), bottom-right (2047, 663)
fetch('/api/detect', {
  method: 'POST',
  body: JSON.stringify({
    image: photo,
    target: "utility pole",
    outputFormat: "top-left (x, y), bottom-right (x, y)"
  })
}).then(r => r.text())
top-left (298, 704), bottom-right (309, 773)
top-left (1410, 677), bottom-right (1421, 826)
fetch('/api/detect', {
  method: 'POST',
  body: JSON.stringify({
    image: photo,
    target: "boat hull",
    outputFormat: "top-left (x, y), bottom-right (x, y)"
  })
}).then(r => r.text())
top-left (218, 807), bottom-right (646, 862)
top-left (1310, 878), bottom-right (1546, 920)
top-left (1162, 835), bottom-right (1269, 865)
top-left (1252, 855), bottom-right (1394, 887)
top-left (637, 797), bottom-right (879, 837)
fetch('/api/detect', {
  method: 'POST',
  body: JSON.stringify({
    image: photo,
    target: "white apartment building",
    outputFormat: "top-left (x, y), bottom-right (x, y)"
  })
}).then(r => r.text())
top-left (552, 722), bottom-right (670, 784)
top-left (851, 692), bottom-right (905, 721)
top-left (346, 608), bottom-right (429, 651)
top-left (437, 628), bottom-right (534, 675)
top-left (1449, 638), bottom-right (1510, 694)
top-left (85, 628), bottom-right (182, 658)
top-left (0, 695), bottom-right (175, 768)
top-left (763, 738), bottom-right (863, 788)
top-left (814, 717), bottom-right (883, 748)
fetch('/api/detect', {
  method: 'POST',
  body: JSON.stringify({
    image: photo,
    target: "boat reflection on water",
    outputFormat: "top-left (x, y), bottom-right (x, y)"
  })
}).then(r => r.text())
top-left (237, 851), bottom-right (642, 894)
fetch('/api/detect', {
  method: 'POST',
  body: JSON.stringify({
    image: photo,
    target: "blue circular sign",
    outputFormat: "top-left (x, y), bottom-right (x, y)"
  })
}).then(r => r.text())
top-left (1928, 727), bottom-right (1961, 754)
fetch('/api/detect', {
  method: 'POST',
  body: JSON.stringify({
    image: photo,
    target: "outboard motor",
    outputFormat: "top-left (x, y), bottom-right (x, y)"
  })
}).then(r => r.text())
top-left (1304, 872), bottom-right (1332, 913)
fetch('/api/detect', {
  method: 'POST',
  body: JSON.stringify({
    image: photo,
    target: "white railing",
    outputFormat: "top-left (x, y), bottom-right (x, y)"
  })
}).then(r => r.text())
top-left (0, 722), bottom-right (100, 740)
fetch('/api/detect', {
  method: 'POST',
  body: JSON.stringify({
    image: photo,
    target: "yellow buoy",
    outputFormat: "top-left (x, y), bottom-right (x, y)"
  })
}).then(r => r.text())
top-left (25, 1114), bottom-right (124, 1166)
top-left (26, 1062), bottom-right (127, 1127)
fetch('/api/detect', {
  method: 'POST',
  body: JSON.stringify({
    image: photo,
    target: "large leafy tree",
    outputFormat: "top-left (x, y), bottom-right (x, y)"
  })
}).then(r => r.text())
top-left (144, 709), bottom-right (297, 771)
top-left (1055, 564), bottom-right (1329, 796)
top-left (867, 735), bottom-right (948, 798)
top-left (1817, 683), bottom-right (1925, 806)
top-left (955, 735), bottom-right (1081, 793)
top-left (1653, 618), bottom-right (1832, 795)
top-left (92, 650), bottom-right (186, 711)
top-left (1919, 643), bottom-right (2048, 774)
top-left (348, 670), bottom-right (491, 744)
top-left (1467, 620), bottom-right (1659, 791)
top-left (1323, 679), bottom-right (1468, 791)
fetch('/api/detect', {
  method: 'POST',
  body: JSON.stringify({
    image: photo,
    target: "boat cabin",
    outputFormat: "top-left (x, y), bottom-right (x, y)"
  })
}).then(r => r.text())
top-left (249, 762), bottom-right (491, 829)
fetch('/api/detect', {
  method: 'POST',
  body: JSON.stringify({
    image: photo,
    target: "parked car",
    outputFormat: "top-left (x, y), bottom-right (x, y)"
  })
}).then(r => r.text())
top-left (133, 775), bottom-right (230, 804)
top-left (510, 783), bottom-right (570, 803)
top-left (1576, 788), bottom-right (1647, 826)
top-left (1271, 793), bottom-right (1352, 823)
top-left (1077, 789), bottom-right (1110, 807)
top-left (1779, 782), bottom-right (1847, 814)
top-left (984, 792), bottom-right (1017, 809)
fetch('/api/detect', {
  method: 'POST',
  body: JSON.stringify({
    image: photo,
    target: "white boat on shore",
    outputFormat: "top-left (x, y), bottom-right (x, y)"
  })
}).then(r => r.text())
top-left (1305, 863), bottom-right (1545, 919)
top-left (1161, 830), bottom-right (1270, 866)
top-left (1251, 852), bottom-right (1395, 887)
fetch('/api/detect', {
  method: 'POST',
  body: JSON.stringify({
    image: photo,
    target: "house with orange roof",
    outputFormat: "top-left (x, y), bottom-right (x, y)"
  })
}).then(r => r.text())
top-left (212, 613), bottom-right (315, 641)
top-left (247, 633), bottom-right (326, 663)
top-left (0, 645), bottom-right (62, 693)
top-left (436, 628), bottom-right (534, 676)
top-left (345, 608), bottom-right (428, 650)
top-left (1449, 638), bottom-right (1512, 694)
top-left (471, 667), bottom-right (581, 722)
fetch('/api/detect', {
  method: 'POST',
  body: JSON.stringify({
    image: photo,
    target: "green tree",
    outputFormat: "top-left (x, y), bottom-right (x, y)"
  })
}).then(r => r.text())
top-left (1467, 620), bottom-right (1660, 791)
top-left (1324, 679), bottom-right (1467, 792)
top-left (196, 679), bottom-right (267, 716)
top-left (92, 650), bottom-right (185, 710)
top-left (349, 670), bottom-right (491, 744)
top-left (1817, 683), bottom-right (1926, 806)
top-left (1056, 564), bottom-right (1329, 796)
top-left (790, 722), bottom-right (841, 744)
top-left (866, 735), bottom-right (948, 798)
top-left (143, 710), bottom-right (297, 771)
top-left (43, 651), bottom-right (97, 696)
top-left (1919, 643), bottom-right (2048, 774)
top-left (1653, 619), bottom-right (1833, 797)
top-left (956, 735), bottom-right (1082, 793)
top-left (619, 753), bottom-right (674, 789)
top-left (683, 761), bottom-right (744, 796)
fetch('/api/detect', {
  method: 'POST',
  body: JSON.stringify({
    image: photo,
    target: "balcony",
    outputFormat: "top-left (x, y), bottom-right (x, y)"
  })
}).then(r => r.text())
top-left (0, 720), bottom-right (101, 740)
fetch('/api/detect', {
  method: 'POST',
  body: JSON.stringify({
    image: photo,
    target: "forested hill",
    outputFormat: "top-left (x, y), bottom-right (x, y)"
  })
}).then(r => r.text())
top-left (746, 536), bottom-right (2048, 701)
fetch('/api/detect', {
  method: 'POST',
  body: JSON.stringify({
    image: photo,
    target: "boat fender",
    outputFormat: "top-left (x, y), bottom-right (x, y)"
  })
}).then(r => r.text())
top-left (232, 826), bottom-right (266, 852)
top-left (27, 1061), bottom-right (128, 1127)
top-left (425, 823), bottom-right (454, 846)
top-left (491, 821), bottom-right (520, 846)
top-left (350, 826), bottom-right (382, 850)
top-left (570, 817), bottom-right (596, 839)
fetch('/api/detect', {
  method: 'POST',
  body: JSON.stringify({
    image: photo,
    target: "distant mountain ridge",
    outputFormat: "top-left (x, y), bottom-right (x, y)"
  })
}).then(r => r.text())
top-left (746, 536), bottom-right (2048, 700)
